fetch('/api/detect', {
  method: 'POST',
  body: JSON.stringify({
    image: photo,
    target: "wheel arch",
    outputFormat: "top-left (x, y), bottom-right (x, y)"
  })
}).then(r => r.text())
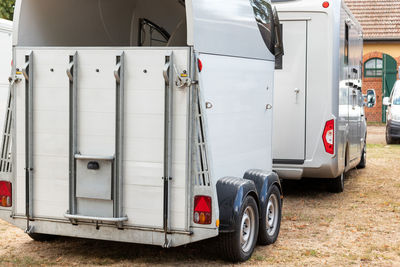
top-left (216, 177), bottom-right (259, 233)
top-left (243, 169), bottom-right (282, 207)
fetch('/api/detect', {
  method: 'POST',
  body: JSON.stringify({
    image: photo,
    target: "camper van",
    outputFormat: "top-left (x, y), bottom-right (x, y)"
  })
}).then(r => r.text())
top-left (0, 0), bottom-right (284, 262)
top-left (271, 0), bottom-right (376, 192)
top-left (0, 19), bottom-right (12, 148)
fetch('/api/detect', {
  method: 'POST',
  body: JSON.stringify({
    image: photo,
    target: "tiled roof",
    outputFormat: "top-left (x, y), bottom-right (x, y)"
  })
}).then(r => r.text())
top-left (345, 0), bottom-right (400, 40)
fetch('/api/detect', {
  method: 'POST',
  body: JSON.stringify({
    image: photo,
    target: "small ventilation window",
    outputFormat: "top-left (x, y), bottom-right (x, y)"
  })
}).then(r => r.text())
top-left (364, 58), bottom-right (383, 78)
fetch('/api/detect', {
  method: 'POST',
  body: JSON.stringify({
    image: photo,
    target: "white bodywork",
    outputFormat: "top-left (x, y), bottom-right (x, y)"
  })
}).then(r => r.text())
top-left (272, 0), bottom-right (365, 179)
top-left (0, 19), bottom-right (12, 145)
top-left (0, 0), bottom-right (275, 247)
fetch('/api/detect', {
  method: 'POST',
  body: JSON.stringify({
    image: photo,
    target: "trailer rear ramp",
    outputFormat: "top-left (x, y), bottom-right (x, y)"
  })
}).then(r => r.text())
top-left (12, 47), bottom-right (199, 246)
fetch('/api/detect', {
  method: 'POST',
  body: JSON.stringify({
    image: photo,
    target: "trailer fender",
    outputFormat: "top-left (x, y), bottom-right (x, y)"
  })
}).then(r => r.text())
top-left (243, 170), bottom-right (283, 207)
top-left (216, 177), bottom-right (258, 233)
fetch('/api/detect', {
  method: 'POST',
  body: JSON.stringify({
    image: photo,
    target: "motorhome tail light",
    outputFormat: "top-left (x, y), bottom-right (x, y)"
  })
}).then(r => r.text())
top-left (323, 120), bottom-right (335, 155)
top-left (322, 1), bottom-right (330, 8)
top-left (198, 59), bottom-right (203, 72)
top-left (0, 181), bottom-right (12, 207)
top-left (193, 195), bottom-right (212, 224)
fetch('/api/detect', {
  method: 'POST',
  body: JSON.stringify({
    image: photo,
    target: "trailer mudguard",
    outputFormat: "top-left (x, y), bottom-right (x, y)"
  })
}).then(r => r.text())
top-left (243, 170), bottom-right (282, 207)
top-left (216, 177), bottom-right (259, 233)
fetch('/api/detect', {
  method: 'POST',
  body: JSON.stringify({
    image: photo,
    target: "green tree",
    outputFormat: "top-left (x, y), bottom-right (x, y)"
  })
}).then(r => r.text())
top-left (0, 0), bottom-right (15, 20)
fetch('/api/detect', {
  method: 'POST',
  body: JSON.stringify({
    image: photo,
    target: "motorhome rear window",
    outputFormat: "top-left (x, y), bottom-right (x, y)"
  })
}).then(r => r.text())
top-left (16, 0), bottom-right (187, 47)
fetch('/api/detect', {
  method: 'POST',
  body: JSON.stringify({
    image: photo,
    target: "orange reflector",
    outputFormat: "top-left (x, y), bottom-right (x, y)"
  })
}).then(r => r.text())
top-left (216, 219), bottom-right (220, 228)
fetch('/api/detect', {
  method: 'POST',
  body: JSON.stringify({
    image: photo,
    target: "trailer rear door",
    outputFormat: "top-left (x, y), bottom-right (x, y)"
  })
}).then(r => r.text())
top-left (14, 47), bottom-right (191, 231)
top-left (273, 20), bottom-right (307, 164)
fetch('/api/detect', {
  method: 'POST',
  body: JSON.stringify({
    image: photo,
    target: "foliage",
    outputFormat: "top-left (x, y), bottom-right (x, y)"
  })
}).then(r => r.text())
top-left (0, 0), bottom-right (15, 20)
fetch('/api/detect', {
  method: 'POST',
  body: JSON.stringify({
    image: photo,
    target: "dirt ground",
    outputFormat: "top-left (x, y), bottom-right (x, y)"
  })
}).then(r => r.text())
top-left (1, 126), bottom-right (400, 266)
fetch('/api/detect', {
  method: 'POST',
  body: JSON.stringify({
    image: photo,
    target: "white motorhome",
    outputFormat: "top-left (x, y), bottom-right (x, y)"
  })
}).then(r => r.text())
top-left (271, 0), bottom-right (375, 192)
top-left (0, 19), bottom-right (12, 147)
top-left (0, 0), bottom-right (284, 262)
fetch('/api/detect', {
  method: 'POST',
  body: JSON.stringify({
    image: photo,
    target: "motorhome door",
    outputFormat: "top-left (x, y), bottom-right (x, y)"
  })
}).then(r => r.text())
top-left (273, 20), bottom-right (307, 164)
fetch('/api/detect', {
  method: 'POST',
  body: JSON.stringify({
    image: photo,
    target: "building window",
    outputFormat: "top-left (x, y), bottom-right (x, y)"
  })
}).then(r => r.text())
top-left (364, 58), bottom-right (383, 77)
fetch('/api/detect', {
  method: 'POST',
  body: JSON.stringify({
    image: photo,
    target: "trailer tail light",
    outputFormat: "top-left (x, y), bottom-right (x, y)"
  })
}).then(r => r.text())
top-left (0, 181), bottom-right (12, 207)
top-left (193, 195), bottom-right (211, 225)
top-left (323, 120), bottom-right (335, 155)
top-left (198, 59), bottom-right (203, 72)
top-left (322, 1), bottom-right (330, 8)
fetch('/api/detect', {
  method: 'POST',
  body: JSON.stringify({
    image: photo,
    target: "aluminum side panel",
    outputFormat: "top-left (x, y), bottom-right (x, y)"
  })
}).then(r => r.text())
top-left (198, 54), bottom-right (274, 182)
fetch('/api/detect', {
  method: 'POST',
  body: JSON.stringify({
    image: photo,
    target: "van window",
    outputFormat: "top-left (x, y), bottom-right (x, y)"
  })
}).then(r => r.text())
top-left (393, 87), bottom-right (400, 105)
top-left (250, 0), bottom-right (275, 54)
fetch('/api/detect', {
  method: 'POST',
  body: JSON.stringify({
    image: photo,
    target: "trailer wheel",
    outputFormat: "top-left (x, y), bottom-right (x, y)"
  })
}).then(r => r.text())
top-left (219, 195), bottom-right (259, 262)
top-left (357, 142), bottom-right (366, 169)
top-left (258, 185), bottom-right (281, 245)
top-left (28, 233), bottom-right (58, 242)
top-left (329, 172), bottom-right (344, 193)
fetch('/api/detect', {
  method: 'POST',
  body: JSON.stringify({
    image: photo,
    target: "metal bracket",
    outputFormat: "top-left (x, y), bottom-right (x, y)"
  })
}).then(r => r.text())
top-left (24, 225), bottom-right (34, 234)
top-left (163, 237), bottom-right (172, 248)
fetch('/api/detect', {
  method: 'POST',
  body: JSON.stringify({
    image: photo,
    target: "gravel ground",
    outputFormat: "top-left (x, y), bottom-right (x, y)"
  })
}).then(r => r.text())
top-left (1, 126), bottom-right (400, 266)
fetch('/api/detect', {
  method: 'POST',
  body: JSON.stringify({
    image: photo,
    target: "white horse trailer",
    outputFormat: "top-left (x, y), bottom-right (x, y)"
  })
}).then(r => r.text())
top-left (0, 0), bottom-right (284, 262)
top-left (0, 19), bottom-right (12, 149)
top-left (271, 0), bottom-right (375, 192)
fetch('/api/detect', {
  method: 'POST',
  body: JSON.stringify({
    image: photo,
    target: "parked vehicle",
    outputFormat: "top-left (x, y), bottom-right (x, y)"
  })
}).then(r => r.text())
top-left (0, 19), bottom-right (12, 146)
top-left (271, 0), bottom-right (376, 193)
top-left (383, 81), bottom-right (400, 144)
top-left (0, 0), bottom-right (284, 262)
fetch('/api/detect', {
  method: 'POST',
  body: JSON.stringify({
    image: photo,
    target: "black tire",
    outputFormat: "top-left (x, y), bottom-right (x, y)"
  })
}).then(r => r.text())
top-left (258, 185), bottom-right (282, 245)
top-left (329, 172), bottom-right (344, 193)
top-left (386, 126), bottom-right (393, 145)
top-left (28, 233), bottom-right (58, 242)
top-left (357, 143), bottom-right (366, 169)
top-left (219, 195), bottom-right (259, 262)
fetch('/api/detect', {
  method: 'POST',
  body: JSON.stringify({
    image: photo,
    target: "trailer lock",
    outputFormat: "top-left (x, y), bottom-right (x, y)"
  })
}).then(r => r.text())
top-left (0, 181), bottom-right (12, 207)
top-left (193, 195), bottom-right (212, 225)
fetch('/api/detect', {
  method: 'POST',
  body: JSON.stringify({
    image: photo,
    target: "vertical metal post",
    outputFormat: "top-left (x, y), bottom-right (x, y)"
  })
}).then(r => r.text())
top-left (22, 51), bottom-right (33, 229)
top-left (114, 52), bottom-right (125, 225)
top-left (67, 52), bottom-right (78, 216)
top-left (162, 52), bottom-right (174, 248)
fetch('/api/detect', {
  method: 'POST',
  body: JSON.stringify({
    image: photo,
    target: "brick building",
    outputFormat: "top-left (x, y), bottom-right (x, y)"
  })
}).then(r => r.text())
top-left (345, 0), bottom-right (400, 122)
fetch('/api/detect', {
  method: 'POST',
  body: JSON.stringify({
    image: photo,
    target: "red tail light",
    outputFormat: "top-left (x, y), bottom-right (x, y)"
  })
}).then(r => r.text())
top-left (322, 1), bottom-right (330, 8)
top-left (323, 120), bottom-right (335, 155)
top-left (193, 195), bottom-right (211, 225)
top-left (0, 181), bottom-right (12, 207)
top-left (198, 59), bottom-right (203, 72)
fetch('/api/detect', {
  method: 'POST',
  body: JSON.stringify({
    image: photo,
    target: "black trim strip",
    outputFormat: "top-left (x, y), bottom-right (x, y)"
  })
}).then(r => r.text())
top-left (273, 159), bottom-right (305, 165)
